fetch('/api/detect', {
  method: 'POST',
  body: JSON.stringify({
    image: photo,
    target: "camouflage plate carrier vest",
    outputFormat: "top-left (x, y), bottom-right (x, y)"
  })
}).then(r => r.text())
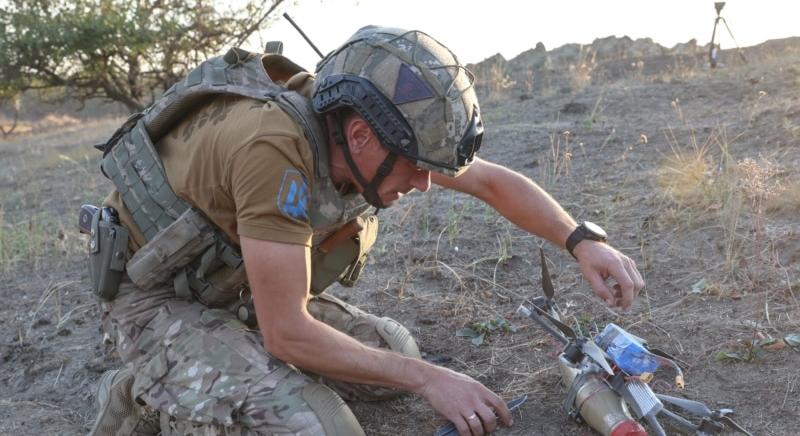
top-left (98, 47), bottom-right (375, 322)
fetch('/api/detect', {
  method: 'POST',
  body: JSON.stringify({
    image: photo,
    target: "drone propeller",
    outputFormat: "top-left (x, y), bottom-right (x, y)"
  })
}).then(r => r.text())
top-left (579, 338), bottom-right (614, 376)
top-left (523, 250), bottom-right (614, 376)
top-left (520, 310), bottom-right (612, 379)
top-left (540, 248), bottom-right (555, 301)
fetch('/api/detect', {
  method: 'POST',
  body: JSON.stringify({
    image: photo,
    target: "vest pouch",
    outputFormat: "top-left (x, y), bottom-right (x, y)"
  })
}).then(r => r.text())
top-left (88, 211), bottom-right (129, 301)
top-left (126, 208), bottom-right (216, 290)
top-left (310, 215), bottom-right (379, 294)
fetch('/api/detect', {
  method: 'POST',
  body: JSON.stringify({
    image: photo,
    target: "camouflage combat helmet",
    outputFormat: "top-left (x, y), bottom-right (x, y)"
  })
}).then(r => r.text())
top-left (312, 25), bottom-right (483, 208)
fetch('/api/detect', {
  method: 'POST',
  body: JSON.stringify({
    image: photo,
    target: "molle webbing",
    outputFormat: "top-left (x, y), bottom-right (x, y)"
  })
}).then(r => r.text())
top-left (103, 121), bottom-right (189, 241)
top-left (144, 48), bottom-right (281, 144)
top-left (99, 47), bottom-right (322, 303)
top-left (99, 46), bottom-right (372, 304)
top-left (102, 47), bottom-right (285, 241)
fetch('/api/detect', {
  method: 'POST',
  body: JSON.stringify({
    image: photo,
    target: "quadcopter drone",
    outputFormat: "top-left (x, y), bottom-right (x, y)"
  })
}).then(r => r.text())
top-left (515, 249), bottom-right (753, 436)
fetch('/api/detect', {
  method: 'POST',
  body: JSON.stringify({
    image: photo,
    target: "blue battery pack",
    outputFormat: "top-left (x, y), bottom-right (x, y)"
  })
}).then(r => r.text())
top-left (595, 323), bottom-right (660, 375)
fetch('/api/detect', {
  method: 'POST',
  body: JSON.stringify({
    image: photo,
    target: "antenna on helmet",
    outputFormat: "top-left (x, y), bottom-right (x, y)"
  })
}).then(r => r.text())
top-left (283, 13), bottom-right (325, 59)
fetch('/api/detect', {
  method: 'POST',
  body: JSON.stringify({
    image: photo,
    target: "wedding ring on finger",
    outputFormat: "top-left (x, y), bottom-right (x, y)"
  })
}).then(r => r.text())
top-left (467, 414), bottom-right (478, 420)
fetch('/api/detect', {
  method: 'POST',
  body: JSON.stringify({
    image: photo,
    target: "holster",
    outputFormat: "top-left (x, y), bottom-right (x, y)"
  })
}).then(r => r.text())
top-left (88, 207), bottom-right (129, 301)
top-left (310, 214), bottom-right (379, 294)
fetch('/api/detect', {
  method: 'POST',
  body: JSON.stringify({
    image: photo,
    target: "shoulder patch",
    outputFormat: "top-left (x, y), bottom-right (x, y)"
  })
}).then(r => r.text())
top-left (277, 169), bottom-right (310, 222)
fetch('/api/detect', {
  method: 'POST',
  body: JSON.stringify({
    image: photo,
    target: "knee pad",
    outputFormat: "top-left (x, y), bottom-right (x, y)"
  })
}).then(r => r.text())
top-left (90, 368), bottom-right (159, 436)
top-left (375, 317), bottom-right (421, 359)
top-left (302, 384), bottom-right (365, 436)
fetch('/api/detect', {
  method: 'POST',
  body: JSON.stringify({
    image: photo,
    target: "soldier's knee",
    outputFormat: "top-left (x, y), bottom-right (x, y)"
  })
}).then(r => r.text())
top-left (302, 384), bottom-right (365, 436)
top-left (375, 317), bottom-right (421, 359)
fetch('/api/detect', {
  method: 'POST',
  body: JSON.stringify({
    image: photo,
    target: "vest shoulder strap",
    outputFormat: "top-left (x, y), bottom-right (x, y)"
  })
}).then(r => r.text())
top-left (145, 48), bottom-right (282, 144)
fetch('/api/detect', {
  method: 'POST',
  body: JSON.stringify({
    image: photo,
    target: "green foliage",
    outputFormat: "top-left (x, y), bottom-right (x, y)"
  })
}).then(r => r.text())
top-left (0, 0), bottom-right (285, 110)
top-left (715, 333), bottom-right (800, 363)
top-left (446, 199), bottom-right (470, 246)
top-left (456, 317), bottom-right (517, 346)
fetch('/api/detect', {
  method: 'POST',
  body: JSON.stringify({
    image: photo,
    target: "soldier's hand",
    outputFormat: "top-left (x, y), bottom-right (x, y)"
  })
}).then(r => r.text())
top-left (573, 240), bottom-right (645, 309)
top-left (418, 366), bottom-right (512, 436)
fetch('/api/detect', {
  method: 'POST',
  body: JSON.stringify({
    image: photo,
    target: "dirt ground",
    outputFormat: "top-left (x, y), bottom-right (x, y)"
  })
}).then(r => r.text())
top-left (1, 39), bottom-right (799, 435)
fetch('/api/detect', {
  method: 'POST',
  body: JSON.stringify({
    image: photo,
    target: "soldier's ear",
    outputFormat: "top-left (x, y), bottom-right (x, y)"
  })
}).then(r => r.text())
top-left (346, 116), bottom-right (374, 155)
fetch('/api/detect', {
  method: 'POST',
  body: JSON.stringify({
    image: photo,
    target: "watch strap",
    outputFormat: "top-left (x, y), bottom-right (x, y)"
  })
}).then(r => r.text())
top-left (566, 223), bottom-right (607, 259)
top-left (565, 226), bottom-right (586, 259)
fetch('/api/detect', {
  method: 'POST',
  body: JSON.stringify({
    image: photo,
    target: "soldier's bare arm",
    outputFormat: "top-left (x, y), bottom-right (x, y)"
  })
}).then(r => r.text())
top-left (239, 236), bottom-right (512, 435)
top-left (431, 157), bottom-right (644, 309)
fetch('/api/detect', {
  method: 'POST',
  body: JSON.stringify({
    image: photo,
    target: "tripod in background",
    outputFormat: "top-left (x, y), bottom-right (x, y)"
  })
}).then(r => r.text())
top-left (709, 2), bottom-right (747, 68)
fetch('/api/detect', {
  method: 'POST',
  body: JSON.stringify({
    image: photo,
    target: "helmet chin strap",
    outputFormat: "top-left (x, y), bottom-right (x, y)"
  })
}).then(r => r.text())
top-left (333, 113), bottom-right (398, 209)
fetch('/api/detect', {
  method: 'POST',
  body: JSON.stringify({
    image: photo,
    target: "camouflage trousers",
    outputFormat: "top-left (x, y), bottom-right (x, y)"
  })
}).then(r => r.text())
top-left (101, 279), bottom-right (416, 435)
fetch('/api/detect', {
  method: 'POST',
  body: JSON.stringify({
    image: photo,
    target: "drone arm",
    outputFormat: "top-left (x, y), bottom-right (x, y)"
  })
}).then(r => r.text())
top-left (643, 413), bottom-right (669, 436)
top-left (657, 408), bottom-right (698, 434)
top-left (518, 305), bottom-right (569, 345)
top-left (656, 394), bottom-right (713, 416)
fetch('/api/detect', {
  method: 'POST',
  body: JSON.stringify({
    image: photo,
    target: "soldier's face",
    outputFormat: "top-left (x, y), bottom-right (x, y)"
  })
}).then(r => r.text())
top-left (355, 143), bottom-right (431, 207)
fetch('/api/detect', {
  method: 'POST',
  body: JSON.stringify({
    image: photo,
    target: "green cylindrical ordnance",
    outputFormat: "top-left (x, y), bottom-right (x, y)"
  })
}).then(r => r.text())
top-left (558, 356), bottom-right (647, 436)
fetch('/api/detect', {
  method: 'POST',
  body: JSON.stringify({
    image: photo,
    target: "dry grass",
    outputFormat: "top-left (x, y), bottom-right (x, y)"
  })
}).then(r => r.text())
top-left (3, 42), bottom-right (800, 435)
top-left (0, 117), bottom-right (116, 275)
top-left (766, 176), bottom-right (800, 212)
top-left (0, 113), bottom-right (83, 137)
top-left (567, 47), bottom-right (597, 93)
top-left (0, 210), bottom-right (87, 275)
top-left (656, 115), bottom-right (791, 284)
top-left (539, 130), bottom-right (574, 190)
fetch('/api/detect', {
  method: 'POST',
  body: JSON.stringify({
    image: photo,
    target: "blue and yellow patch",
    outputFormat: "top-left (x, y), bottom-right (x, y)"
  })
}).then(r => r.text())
top-left (277, 169), bottom-right (310, 222)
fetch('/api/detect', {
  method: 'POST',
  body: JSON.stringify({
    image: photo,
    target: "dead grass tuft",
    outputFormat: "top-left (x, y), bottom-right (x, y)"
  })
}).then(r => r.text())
top-left (539, 130), bottom-right (574, 190)
top-left (766, 177), bottom-right (800, 212)
top-left (657, 146), bottom-right (712, 206)
top-left (567, 47), bottom-right (597, 93)
top-left (656, 118), bottom-right (790, 281)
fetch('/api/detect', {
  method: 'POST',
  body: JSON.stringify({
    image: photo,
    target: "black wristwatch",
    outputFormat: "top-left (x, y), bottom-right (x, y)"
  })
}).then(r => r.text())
top-left (565, 221), bottom-right (608, 259)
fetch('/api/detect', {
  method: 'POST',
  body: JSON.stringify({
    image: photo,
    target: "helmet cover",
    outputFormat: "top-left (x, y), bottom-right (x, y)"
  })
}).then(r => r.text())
top-left (313, 26), bottom-right (482, 176)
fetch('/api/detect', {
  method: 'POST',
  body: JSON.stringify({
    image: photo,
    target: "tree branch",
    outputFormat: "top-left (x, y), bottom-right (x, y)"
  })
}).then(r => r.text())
top-left (231, 0), bottom-right (286, 47)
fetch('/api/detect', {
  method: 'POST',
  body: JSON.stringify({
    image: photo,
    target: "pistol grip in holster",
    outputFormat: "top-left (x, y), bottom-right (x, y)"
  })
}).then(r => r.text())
top-left (88, 208), bottom-right (129, 301)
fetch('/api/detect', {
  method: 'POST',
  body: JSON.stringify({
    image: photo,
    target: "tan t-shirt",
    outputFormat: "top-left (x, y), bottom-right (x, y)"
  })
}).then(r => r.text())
top-left (105, 73), bottom-right (319, 253)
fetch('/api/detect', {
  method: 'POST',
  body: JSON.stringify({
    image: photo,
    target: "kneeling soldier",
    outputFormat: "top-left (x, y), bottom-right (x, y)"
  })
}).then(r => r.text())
top-left (87, 25), bottom-right (644, 436)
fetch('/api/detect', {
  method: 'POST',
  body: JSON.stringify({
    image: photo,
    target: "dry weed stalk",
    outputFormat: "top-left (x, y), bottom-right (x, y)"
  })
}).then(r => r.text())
top-left (568, 47), bottom-right (597, 93)
top-left (736, 157), bottom-right (783, 218)
top-left (540, 130), bottom-right (573, 189)
top-left (483, 62), bottom-right (516, 102)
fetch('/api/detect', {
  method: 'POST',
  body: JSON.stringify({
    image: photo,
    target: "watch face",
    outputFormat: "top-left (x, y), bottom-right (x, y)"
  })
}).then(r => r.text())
top-left (583, 221), bottom-right (608, 239)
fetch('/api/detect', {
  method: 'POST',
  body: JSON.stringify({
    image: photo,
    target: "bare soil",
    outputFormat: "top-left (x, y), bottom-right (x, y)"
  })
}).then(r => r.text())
top-left (1, 39), bottom-right (799, 435)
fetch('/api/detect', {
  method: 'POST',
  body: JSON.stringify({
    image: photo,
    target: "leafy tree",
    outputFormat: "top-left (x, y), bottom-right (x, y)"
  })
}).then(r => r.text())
top-left (0, 0), bottom-right (286, 112)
